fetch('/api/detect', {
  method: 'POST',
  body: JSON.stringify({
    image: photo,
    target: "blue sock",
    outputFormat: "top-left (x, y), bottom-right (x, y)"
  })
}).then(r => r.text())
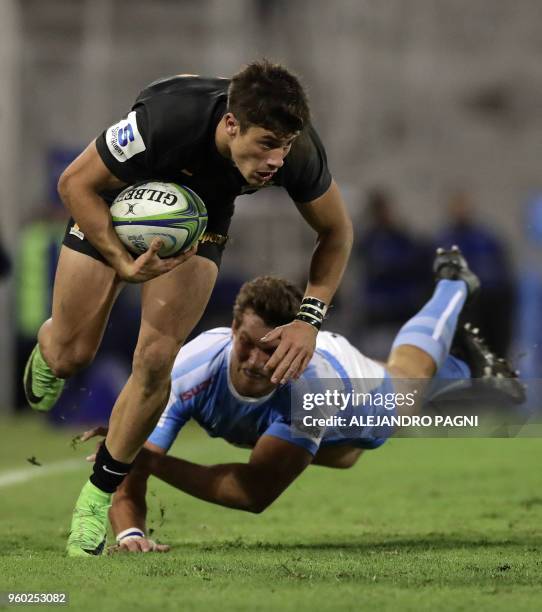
top-left (391, 279), bottom-right (467, 369)
top-left (426, 354), bottom-right (472, 400)
top-left (436, 354), bottom-right (471, 379)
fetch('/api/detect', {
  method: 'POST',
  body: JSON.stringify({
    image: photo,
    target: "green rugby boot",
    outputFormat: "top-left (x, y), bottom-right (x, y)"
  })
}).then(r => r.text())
top-left (23, 345), bottom-right (65, 412)
top-left (66, 481), bottom-right (111, 557)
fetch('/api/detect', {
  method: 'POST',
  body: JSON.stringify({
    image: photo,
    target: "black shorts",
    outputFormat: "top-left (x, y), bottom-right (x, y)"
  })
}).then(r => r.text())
top-left (63, 218), bottom-right (230, 269)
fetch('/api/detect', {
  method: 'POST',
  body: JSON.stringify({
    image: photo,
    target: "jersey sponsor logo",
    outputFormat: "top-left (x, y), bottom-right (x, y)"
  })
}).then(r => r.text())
top-left (69, 223), bottom-right (85, 240)
top-left (180, 376), bottom-right (213, 402)
top-left (105, 110), bottom-right (146, 162)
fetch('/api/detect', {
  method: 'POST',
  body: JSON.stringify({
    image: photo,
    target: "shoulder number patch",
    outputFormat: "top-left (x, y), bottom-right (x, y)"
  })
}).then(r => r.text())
top-left (105, 110), bottom-right (146, 162)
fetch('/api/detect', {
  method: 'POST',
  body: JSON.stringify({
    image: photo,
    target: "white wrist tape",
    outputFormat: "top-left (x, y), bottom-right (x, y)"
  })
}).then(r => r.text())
top-left (116, 527), bottom-right (145, 543)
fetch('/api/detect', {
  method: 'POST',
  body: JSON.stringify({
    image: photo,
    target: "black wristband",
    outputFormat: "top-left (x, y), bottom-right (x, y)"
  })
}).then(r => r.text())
top-left (298, 304), bottom-right (325, 319)
top-left (295, 296), bottom-right (327, 331)
top-left (300, 296), bottom-right (327, 312)
top-left (295, 312), bottom-right (322, 331)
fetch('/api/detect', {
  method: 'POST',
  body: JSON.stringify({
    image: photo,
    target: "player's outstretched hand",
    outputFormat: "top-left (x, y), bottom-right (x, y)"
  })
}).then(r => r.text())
top-left (80, 426), bottom-right (108, 443)
top-left (118, 239), bottom-right (197, 283)
top-left (108, 537), bottom-right (170, 554)
top-left (262, 319), bottom-right (317, 385)
top-left (78, 426), bottom-right (108, 461)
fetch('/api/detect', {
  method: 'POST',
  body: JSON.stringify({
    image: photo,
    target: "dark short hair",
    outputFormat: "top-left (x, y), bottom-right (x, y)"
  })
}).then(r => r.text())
top-left (228, 60), bottom-right (310, 136)
top-left (233, 276), bottom-right (303, 328)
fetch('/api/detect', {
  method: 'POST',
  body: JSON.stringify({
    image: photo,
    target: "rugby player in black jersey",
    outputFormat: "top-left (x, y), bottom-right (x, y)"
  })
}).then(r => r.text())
top-left (23, 60), bottom-right (353, 556)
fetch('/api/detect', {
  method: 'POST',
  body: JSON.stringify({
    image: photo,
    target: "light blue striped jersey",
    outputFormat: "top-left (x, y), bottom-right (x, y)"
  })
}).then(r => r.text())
top-left (148, 327), bottom-right (392, 455)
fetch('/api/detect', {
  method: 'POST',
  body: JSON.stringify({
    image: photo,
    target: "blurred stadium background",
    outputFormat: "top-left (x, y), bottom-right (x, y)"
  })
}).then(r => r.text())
top-left (0, 0), bottom-right (541, 420)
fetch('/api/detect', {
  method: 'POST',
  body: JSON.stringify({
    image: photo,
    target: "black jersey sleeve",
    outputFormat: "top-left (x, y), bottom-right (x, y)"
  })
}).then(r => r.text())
top-left (95, 105), bottom-right (155, 184)
top-left (95, 77), bottom-right (223, 185)
top-left (282, 124), bottom-right (332, 203)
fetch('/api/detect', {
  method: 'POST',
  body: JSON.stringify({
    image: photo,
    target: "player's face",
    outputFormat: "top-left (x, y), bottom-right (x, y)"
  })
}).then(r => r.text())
top-left (230, 310), bottom-right (280, 397)
top-left (226, 116), bottom-right (298, 186)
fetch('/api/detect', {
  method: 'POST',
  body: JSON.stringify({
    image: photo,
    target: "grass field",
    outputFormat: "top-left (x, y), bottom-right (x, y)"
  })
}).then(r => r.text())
top-left (1, 416), bottom-right (541, 611)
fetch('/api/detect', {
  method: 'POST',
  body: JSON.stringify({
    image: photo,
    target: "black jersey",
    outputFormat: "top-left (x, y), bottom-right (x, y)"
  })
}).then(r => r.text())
top-left (95, 75), bottom-right (332, 235)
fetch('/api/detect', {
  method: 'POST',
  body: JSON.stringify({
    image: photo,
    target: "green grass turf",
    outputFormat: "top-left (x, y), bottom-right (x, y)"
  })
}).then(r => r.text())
top-left (0, 416), bottom-right (541, 611)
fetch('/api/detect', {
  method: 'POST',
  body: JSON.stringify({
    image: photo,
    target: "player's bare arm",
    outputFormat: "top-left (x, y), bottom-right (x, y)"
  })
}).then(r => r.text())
top-left (148, 435), bottom-right (310, 513)
top-left (107, 434), bottom-right (312, 542)
top-left (263, 180), bottom-right (353, 384)
top-left (58, 142), bottom-right (196, 283)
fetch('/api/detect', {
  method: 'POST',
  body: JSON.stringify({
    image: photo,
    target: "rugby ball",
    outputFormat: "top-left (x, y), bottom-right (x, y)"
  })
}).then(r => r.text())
top-left (110, 182), bottom-right (208, 257)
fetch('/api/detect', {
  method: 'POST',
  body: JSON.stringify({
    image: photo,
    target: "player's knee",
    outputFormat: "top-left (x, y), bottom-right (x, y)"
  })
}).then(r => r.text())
top-left (132, 339), bottom-right (179, 393)
top-left (47, 345), bottom-right (96, 378)
top-left (387, 346), bottom-right (436, 379)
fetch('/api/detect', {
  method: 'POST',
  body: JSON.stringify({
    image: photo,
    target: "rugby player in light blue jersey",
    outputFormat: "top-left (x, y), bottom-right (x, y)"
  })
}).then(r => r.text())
top-left (83, 247), bottom-right (523, 552)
